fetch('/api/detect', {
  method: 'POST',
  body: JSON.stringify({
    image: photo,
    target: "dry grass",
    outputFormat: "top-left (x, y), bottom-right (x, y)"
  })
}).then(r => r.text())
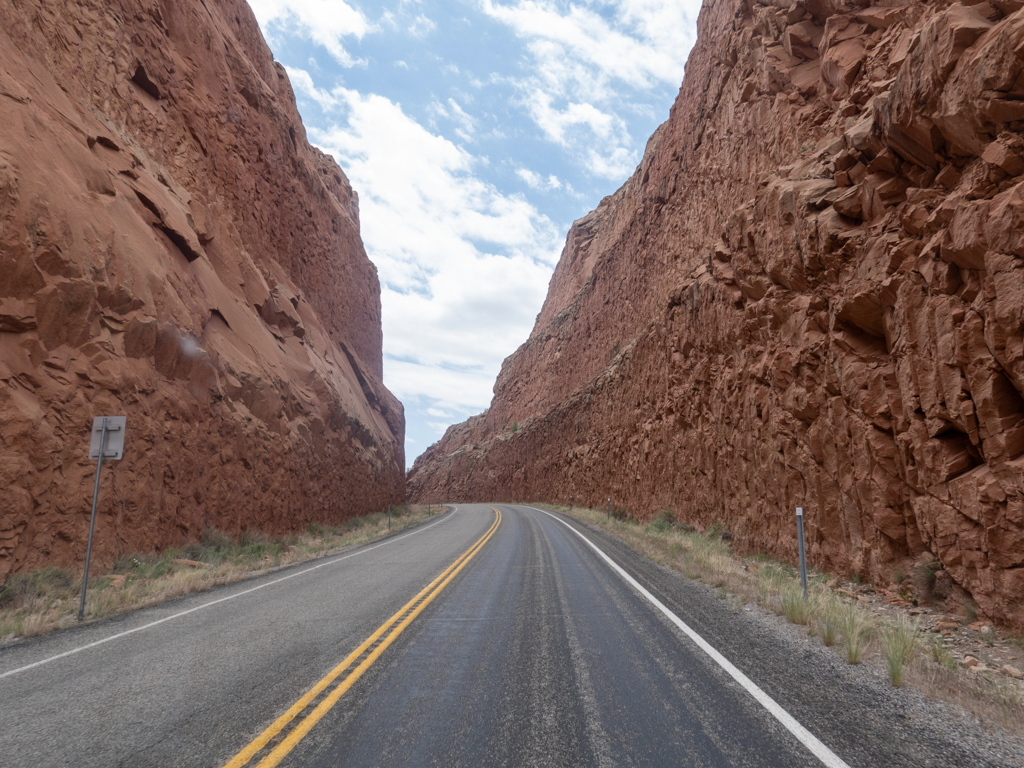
top-left (780, 585), bottom-right (814, 626)
top-left (837, 600), bottom-right (875, 665)
top-left (540, 501), bottom-right (1024, 731)
top-left (880, 617), bottom-right (921, 686)
top-left (911, 659), bottom-right (1024, 726)
top-left (0, 504), bottom-right (439, 641)
top-left (815, 593), bottom-right (842, 647)
top-left (928, 638), bottom-right (956, 670)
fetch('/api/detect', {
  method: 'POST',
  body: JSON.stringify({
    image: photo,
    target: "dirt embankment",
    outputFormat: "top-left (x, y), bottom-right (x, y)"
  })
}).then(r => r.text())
top-left (410, 0), bottom-right (1024, 629)
top-left (0, 0), bottom-right (404, 581)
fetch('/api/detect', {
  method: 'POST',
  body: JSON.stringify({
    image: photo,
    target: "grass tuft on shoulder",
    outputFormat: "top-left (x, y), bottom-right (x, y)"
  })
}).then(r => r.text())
top-left (0, 505), bottom-right (438, 642)
top-left (535, 502), bottom-right (1024, 732)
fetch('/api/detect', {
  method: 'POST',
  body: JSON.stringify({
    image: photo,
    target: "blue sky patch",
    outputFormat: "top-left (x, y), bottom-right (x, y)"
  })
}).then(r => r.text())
top-left (249, 0), bottom-right (701, 466)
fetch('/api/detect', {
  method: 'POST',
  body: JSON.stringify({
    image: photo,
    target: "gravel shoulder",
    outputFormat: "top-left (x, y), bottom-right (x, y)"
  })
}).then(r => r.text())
top-left (543, 506), bottom-right (1024, 768)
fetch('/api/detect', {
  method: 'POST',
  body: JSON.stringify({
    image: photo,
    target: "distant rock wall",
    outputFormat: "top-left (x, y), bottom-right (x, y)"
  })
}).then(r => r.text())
top-left (0, 0), bottom-right (404, 580)
top-left (409, 0), bottom-right (1024, 627)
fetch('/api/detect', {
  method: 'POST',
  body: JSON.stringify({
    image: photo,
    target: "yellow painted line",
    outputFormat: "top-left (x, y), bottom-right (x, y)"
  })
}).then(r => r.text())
top-left (224, 508), bottom-right (501, 768)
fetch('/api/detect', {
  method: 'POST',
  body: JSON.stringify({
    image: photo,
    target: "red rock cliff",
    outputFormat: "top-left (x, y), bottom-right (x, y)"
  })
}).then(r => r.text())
top-left (0, 0), bottom-right (404, 580)
top-left (410, 0), bottom-right (1024, 627)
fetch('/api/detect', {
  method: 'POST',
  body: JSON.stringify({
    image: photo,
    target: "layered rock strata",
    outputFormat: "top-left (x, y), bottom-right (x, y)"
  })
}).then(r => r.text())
top-left (0, 0), bottom-right (404, 580)
top-left (410, 0), bottom-right (1024, 627)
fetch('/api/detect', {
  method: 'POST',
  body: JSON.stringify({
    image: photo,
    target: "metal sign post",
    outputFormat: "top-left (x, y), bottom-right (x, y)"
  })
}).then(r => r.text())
top-left (796, 507), bottom-right (808, 601)
top-left (79, 416), bottom-right (127, 622)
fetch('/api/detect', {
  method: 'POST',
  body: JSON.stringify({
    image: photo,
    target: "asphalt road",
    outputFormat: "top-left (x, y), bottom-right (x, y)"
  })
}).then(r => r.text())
top-left (0, 504), bottom-right (1008, 767)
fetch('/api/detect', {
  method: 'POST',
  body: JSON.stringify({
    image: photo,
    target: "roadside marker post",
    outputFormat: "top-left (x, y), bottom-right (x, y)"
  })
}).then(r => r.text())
top-left (607, 498), bottom-right (610, 522)
top-left (79, 416), bottom-right (127, 622)
top-left (388, 504), bottom-right (391, 531)
top-left (796, 507), bottom-right (808, 600)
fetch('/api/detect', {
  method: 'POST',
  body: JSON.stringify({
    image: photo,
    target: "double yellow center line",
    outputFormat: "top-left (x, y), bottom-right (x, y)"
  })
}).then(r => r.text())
top-left (224, 508), bottom-right (502, 768)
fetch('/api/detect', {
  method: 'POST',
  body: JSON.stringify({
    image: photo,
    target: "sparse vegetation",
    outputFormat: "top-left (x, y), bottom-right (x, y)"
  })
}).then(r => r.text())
top-left (646, 508), bottom-right (676, 533)
top-left (0, 505), bottom-right (438, 641)
top-left (964, 601), bottom-right (979, 623)
top-left (880, 617), bottom-right (921, 687)
top-left (780, 584), bottom-right (813, 626)
top-left (757, 563), bottom-right (787, 608)
top-left (838, 601), bottom-right (874, 665)
top-left (919, 555), bottom-right (939, 590)
top-left (536, 500), bottom-right (1023, 730)
top-left (928, 638), bottom-right (956, 671)
top-left (532, 500), bottom-right (1023, 730)
top-left (815, 594), bottom-right (842, 647)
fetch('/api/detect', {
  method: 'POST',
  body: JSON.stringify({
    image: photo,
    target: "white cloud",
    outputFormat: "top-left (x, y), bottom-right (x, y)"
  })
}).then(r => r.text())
top-left (250, 0), bottom-right (370, 66)
top-left (429, 98), bottom-right (478, 141)
top-left (482, 0), bottom-right (694, 89)
top-left (516, 168), bottom-right (562, 190)
top-left (481, 0), bottom-right (700, 177)
top-left (394, 60), bottom-right (410, 69)
top-left (286, 66), bottom-right (342, 111)
top-left (289, 69), bottom-right (561, 414)
top-left (527, 92), bottom-right (623, 146)
top-left (409, 14), bottom-right (437, 37)
top-left (586, 145), bottom-right (637, 181)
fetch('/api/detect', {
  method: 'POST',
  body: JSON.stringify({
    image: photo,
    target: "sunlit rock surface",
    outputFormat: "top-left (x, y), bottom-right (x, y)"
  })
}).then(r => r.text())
top-left (0, 0), bottom-right (404, 580)
top-left (410, 0), bottom-right (1024, 628)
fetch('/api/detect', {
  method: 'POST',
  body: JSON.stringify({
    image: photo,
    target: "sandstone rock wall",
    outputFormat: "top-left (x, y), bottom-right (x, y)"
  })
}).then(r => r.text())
top-left (0, 0), bottom-right (404, 580)
top-left (409, 0), bottom-right (1024, 627)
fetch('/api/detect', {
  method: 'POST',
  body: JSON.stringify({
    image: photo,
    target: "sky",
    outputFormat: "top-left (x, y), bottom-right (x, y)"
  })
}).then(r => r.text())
top-left (248, 0), bottom-right (702, 467)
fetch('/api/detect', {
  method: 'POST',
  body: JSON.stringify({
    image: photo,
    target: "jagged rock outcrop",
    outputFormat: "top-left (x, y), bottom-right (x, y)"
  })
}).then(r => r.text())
top-left (0, 0), bottom-right (404, 580)
top-left (410, 0), bottom-right (1024, 628)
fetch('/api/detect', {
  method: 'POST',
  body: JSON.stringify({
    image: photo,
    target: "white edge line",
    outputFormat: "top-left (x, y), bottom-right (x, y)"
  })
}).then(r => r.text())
top-left (0, 508), bottom-right (460, 681)
top-left (527, 506), bottom-right (851, 768)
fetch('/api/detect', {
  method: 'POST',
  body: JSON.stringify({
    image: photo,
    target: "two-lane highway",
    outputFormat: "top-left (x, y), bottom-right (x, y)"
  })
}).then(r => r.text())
top-left (0, 504), bottom-right (1010, 767)
top-left (272, 504), bottom-right (831, 768)
top-left (0, 507), bottom-right (491, 767)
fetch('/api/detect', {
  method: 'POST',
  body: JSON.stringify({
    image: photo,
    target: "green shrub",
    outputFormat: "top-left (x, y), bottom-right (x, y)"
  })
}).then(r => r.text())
top-left (0, 567), bottom-right (75, 607)
top-left (646, 508), bottom-right (675, 533)
top-left (964, 602), bottom-right (979, 622)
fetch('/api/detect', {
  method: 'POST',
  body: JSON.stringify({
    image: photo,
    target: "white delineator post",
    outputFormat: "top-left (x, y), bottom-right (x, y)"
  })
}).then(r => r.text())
top-left (796, 507), bottom-right (808, 601)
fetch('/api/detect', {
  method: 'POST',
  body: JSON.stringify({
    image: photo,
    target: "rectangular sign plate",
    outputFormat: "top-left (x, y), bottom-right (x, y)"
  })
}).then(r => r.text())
top-left (89, 416), bottom-right (127, 460)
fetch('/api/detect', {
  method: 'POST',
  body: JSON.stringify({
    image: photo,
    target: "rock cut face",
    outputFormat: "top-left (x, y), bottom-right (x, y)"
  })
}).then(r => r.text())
top-left (0, 0), bottom-right (404, 579)
top-left (410, 0), bottom-right (1024, 628)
